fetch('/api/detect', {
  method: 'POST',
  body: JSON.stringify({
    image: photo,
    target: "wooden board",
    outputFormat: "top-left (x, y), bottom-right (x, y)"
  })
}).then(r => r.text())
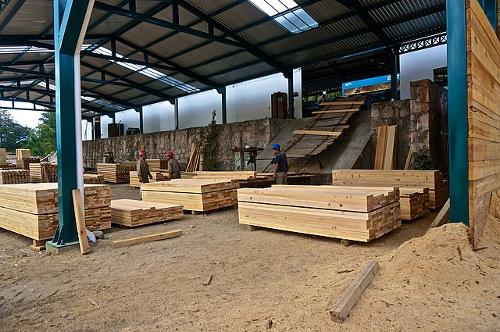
top-left (141, 178), bottom-right (237, 194)
top-left (142, 189), bottom-right (237, 212)
top-left (292, 130), bottom-right (342, 137)
top-left (112, 229), bottom-right (183, 248)
top-left (182, 171), bottom-right (256, 181)
top-left (129, 171), bottom-right (170, 187)
top-left (97, 163), bottom-right (130, 183)
top-left (0, 169), bottom-right (30, 184)
top-left (383, 125), bottom-right (397, 170)
top-left (72, 189), bottom-right (90, 254)
top-left (29, 163), bottom-right (57, 183)
top-left (330, 261), bottom-right (379, 322)
top-left (111, 199), bottom-right (183, 227)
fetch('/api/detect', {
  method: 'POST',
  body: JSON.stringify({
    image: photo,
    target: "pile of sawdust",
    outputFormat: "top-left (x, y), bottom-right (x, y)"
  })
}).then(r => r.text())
top-left (346, 222), bottom-right (500, 331)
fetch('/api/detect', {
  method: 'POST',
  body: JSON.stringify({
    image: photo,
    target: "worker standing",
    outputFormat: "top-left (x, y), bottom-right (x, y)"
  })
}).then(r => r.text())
top-left (166, 151), bottom-right (181, 179)
top-left (137, 149), bottom-right (153, 183)
top-left (271, 143), bottom-right (288, 184)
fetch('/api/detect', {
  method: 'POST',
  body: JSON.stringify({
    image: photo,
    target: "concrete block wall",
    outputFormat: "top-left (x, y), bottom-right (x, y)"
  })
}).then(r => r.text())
top-left (83, 118), bottom-right (288, 170)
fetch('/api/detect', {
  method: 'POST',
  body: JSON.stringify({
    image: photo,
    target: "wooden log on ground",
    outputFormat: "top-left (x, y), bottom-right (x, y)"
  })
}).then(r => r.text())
top-left (111, 199), bottom-right (183, 227)
top-left (112, 229), bottom-right (183, 248)
top-left (330, 261), bottom-right (379, 322)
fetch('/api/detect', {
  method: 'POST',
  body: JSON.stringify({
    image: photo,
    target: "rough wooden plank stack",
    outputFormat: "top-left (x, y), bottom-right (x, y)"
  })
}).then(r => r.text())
top-left (83, 173), bottom-right (105, 184)
top-left (238, 185), bottom-right (401, 242)
top-left (466, 0), bottom-right (500, 247)
top-left (0, 148), bottom-right (6, 163)
top-left (0, 163), bottom-right (16, 170)
top-left (97, 163), bottom-right (130, 183)
top-left (129, 171), bottom-right (170, 187)
top-left (29, 162), bottom-right (58, 183)
top-left (0, 183), bottom-right (112, 241)
top-left (15, 149), bottom-right (31, 160)
top-left (0, 169), bottom-right (30, 184)
top-left (398, 188), bottom-right (430, 221)
top-left (332, 169), bottom-right (447, 209)
top-left (17, 157), bottom-right (40, 170)
top-left (146, 159), bottom-right (168, 171)
top-left (111, 199), bottom-right (183, 227)
top-left (142, 179), bottom-right (238, 212)
top-left (181, 171), bottom-right (256, 180)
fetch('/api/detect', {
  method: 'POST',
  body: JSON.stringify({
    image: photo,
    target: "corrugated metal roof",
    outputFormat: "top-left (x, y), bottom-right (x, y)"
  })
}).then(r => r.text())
top-left (0, 0), bottom-right (447, 115)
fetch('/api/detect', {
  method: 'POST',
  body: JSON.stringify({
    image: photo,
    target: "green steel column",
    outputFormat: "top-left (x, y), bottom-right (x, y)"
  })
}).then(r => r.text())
top-left (221, 86), bottom-right (227, 124)
top-left (446, 0), bottom-right (469, 224)
top-left (51, 0), bottom-right (95, 246)
top-left (287, 70), bottom-right (294, 119)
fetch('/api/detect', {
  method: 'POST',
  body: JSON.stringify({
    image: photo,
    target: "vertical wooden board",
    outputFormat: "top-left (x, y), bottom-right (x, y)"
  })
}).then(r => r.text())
top-left (383, 125), bottom-right (397, 170)
top-left (72, 189), bottom-right (90, 254)
top-left (374, 125), bottom-right (387, 169)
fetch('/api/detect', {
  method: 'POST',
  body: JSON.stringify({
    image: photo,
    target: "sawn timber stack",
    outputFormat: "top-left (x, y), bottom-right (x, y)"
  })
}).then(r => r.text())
top-left (332, 170), bottom-right (448, 209)
top-left (141, 179), bottom-right (238, 212)
top-left (0, 169), bottom-right (30, 184)
top-left (238, 185), bottom-right (401, 242)
top-left (97, 163), bottom-right (130, 183)
top-left (0, 183), bottom-right (112, 242)
top-left (129, 171), bottom-right (170, 188)
top-left (111, 199), bottom-right (183, 227)
top-left (29, 162), bottom-right (57, 183)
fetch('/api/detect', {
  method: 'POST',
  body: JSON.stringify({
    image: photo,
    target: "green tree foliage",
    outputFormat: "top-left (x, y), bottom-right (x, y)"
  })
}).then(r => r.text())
top-left (201, 111), bottom-right (220, 170)
top-left (0, 110), bottom-right (30, 152)
top-left (27, 112), bottom-right (56, 157)
top-left (411, 147), bottom-right (436, 170)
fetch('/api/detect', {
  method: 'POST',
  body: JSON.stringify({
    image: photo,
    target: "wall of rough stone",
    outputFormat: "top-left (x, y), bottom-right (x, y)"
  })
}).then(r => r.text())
top-left (82, 118), bottom-right (288, 170)
top-left (371, 79), bottom-right (448, 171)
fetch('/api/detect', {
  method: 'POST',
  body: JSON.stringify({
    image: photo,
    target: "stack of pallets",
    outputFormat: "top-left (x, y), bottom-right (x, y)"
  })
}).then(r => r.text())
top-left (0, 169), bottom-right (30, 184)
top-left (141, 179), bottom-right (238, 213)
top-left (0, 184), bottom-right (112, 243)
top-left (332, 170), bottom-right (448, 210)
top-left (97, 163), bottom-right (131, 183)
top-left (29, 162), bottom-right (58, 183)
top-left (129, 171), bottom-right (170, 187)
top-left (237, 185), bottom-right (401, 242)
top-left (83, 173), bottom-right (105, 184)
top-left (111, 199), bottom-right (183, 227)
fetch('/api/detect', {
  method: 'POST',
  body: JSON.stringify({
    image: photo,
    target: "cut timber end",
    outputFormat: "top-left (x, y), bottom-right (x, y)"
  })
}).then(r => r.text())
top-left (111, 229), bottom-right (183, 248)
top-left (330, 260), bottom-right (379, 322)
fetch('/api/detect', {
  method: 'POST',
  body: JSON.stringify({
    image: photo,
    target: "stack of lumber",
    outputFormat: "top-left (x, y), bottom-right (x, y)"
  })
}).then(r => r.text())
top-left (399, 188), bottom-right (430, 220)
top-left (17, 157), bottom-right (40, 169)
top-left (29, 162), bottom-right (58, 183)
top-left (185, 142), bottom-right (201, 172)
top-left (111, 199), bottom-right (183, 227)
top-left (181, 171), bottom-right (256, 180)
top-left (0, 148), bottom-right (6, 163)
top-left (0, 183), bottom-right (111, 241)
top-left (374, 125), bottom-right (397, 170)
top-left (146, 159), bottom-right (168, 171)
top-left (15, 149), bottom-right (31, 160)
top-left (83, 173), bottom-right (105, 184)
top-left (122, 161), bottom-right (137, 171)
top-left (237, 185), bottom-right (401, 242)
top-left (0, 169), bottom-right (30, 184)
top-left (0, 163), bottom-right (16, 170)
top-left (142, 179), bottom-right (238, 212)
top-left (332, 169), bottom-right (448, 209)
top-left (129, 171), bottom-right (170, 187)
top-left (97, 163), bottom-right (130, 183)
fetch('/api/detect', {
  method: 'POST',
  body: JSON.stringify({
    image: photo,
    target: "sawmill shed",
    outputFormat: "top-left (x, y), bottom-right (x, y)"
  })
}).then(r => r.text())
top-left (0, 0), bottom-right (498, 330)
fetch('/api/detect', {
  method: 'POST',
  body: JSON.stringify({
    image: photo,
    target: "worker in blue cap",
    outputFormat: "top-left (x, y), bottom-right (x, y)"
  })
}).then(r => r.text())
top-left (271, 143), bottom-right (288, 184)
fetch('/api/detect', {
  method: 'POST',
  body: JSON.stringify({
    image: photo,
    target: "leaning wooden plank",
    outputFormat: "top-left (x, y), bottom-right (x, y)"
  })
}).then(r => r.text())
top-left (311, 108), bottom-right (359, 114)
top-left (429, 198), bottom-right (450, 228)
top-left (112, 229), bottom-right (183, 248)
top-left (330, 261), bottom-right (379, 322)
top-left (72, 189), bottom-right (90, 254)
top-left (292, 130), bottom-right (343, 137)
top-left (374, 125), bottom-right (387, 169)
top-left (320, 101), bottom-right (365, 106)
top-left (383, 125), bottom-right (397, 170)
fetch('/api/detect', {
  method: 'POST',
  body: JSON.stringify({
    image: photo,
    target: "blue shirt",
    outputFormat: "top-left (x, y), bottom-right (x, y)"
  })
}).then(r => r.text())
top-left (272, 152), bottom-right (288, 172)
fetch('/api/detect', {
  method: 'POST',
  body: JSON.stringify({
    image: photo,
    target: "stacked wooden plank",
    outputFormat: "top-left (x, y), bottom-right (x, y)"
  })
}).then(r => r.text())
top-left (142, 179), bottom-right (238, 212)
top-left (29, 162), bottom-right (58, 183)
top-left (0, 183), bottom-right (111, 241)
top-left (399, 188), bottom-right (430, 220)
top-left (0, 169), bottom-right (30, 184)
top-left (374, 125), bottom-right (397, 170)
top-left (111, 199), bottom-right (183, 227)
top-left (97, 163), bottom-right (130, 183)
top-left (181, 171), bottom-right (256, 180)
top-left (238, 185), bottom-right (401, 242)
top-left (0, 163), bottom-right (16, 170)
top-left (185, 142), bottom-right (201, 172)
top-left (17, 157), bottom-right (40, 170)
top-left (129, 171), bottom-right (170, 187)
top-left (283, 97), bottom-right (365, 160)
top-left (16, 149), bottom-right (31, 160)
top-left (83, 173), bottom-right (105, 184)
top-left (146, 159), bottom-right (168, 171)
top-left (0, 148), bottom-right (6, 163)
top-left (332, 170), bottom-right (448, 209)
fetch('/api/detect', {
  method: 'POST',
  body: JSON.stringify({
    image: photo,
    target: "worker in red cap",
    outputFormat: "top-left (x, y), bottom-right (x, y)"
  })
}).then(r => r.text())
top-left (166, 150), bottom-right (181, 179)
top-left (137, 149), bottom-right (153, 183)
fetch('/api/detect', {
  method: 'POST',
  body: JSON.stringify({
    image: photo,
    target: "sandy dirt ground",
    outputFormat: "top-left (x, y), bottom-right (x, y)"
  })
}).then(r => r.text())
top-left (0, 184), bottom-right (498, 331)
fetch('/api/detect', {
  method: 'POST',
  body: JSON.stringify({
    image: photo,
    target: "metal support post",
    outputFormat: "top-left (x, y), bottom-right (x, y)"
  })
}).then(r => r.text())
top-left (220, 86), bottom-right (227, 124)
top-left (50, 0), bottom-right (95, 247)
top-left (287, 70), bottom-right (294, 119)
top-left (174, 98), bottom-right (179, 130)
top-left (138, 108), bottom-right (144, 133)
top-left (446, 0), bottom-right (469, 224)
top-left (390, 47), bottom-right (399, 100)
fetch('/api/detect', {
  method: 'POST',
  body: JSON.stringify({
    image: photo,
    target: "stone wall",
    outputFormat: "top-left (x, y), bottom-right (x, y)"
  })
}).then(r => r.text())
top-left (371, 79), bottom-right (448, 171)
top-left (83, 118), bottom-right (288, 170)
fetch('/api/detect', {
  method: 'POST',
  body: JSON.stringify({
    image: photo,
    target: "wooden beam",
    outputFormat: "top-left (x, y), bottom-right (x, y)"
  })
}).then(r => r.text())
top-left (71, 189), bottom-right (90, 254)
top-left (111, 229), bottom-right (183, 248)
top-left (330, 260), bottom-right (379, 322)
top-left (311, 108), bottom-right (359, 114)
top-left (320, 101), bottom-right (365, 106)
top-left (429, 198), bottom-right (450, 228)
top-left (293, 130), bottom-right (342, 137)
